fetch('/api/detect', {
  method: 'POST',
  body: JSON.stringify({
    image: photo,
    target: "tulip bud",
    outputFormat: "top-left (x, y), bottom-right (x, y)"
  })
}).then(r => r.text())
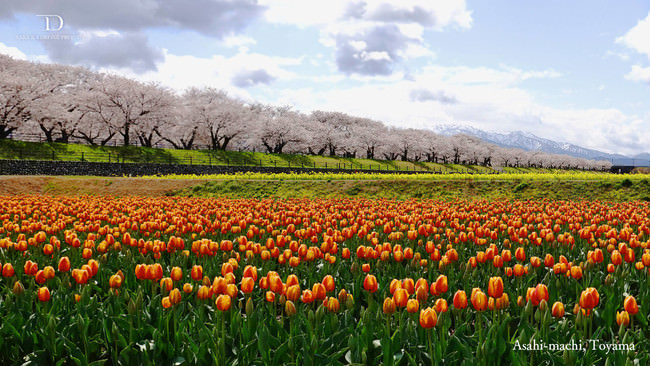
top-left (128, 299), bottom-right (137, 315)
top-left (346, 294), bottom-right (354, 309)
top-left (245, 297), bottom-right (254, 317)
top-left (12, 280), bottom-right (24, 296)
top-left (316, 304), bottom-right (325, 322)
top-left (285, 300), bottom-right (297, 316)
top-left (538, 299), bottom-right (548, 312)
top-left (350, 262), bottom-right (359, 273)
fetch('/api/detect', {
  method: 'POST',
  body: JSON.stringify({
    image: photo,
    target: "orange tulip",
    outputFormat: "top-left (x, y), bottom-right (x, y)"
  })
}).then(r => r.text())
top-left (579, 287), bottom-right (600, 310)
top-left (169, 288), bottom-right (182, 304)
top-left (58, 257), bottom-right (71, 272)
top-left (419, 307), bottom-right (437, 328)
top-left (389, 279), bottom-right (402, 295)
top-left (453, 290), bottom-right (468, 309)
top-left (191, 265), bottom-right (203, 281)
top-left (301, 289), bottom-right (315, 304)
top-left (624, 295), bottom-right (639, 315)
top-left (109, 274), bottom-right (123, 288)
top-left (183, 283), bottom-right (193, 293)
top-left (535, 284), bottom-right (549, 304)
top-left (265, 291), bottom-right (276, 303)
top-left (197, 285), bottom-right (211, 300)
top-left (160, 277), bottom-right (173, 292)
top-left (286, 284), bottom-right (301, 302)
top-left (363, 274), bottom-right (378, 293)
top-left (225, 284), bottom-right (238, 298)
top-left (243, 265), bottom-right (258, 281)
top-left (170, 267), bottom-right (183, 282)
top-left (551, 302), bottom-right (564, 318)
top-left (434, 298), bottom-right (449, 313)
top-left (216, 294), bottom-right (232, 311)
top-left (433, 274), bottom-right (448, 295)
top-left (312, 283), bottom-right (327, 300)
top-left (471, 288), bottom-right (488, 311)
top-left (513, 264), bottom-right (525, 277)
top-left (162, 296), bottom-right (172, 309)
top-left (37, 287), bottom-right (50, 302)
top-left (416, 285), bottom-right (428, 303)
top-left (322, 275), bottom-right (335, 292)
top-left (544, 254), bottom-right (554, 267)
top-left (326, 297), bottom-right (340, 312)
top-left (269, 274), bottom-right (284, 294)
top-left (406, 299), bottom-right (419, 313)
top-left (515, 247), bottom-right (525, 262)
top-left (402, 278), bottom-right (415, 294)
top-left (2, 263), bottom-right (14, 277)
top-left (35, 270), bottom-right (47, 285)
top-left (488, 277), bottom-right (504, 299)
top-left (616, 310), bottom-right (630, 327)
top-left (241, 277), bottom-right (255, 294)
top-left (286, 274), bottom-right (299, 288)
top-left (570, 266), bottom-right (582, 280)
top-left (496, 294), bottom-right (509, 310)
top-left (393, 288), bottom-right (409, 307)
top-left (530, 256), bottom-right (541, 268)
top-left (383, 297), bottom-right (396, 314)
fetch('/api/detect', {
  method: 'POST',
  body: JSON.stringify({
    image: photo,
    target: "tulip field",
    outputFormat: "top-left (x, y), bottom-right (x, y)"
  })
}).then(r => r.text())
top-left (1, 193), bottom-right (650, 365)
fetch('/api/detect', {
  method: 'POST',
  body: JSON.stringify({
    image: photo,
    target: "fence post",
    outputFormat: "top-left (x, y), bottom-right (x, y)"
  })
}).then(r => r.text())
top-left (81, 152), bottom-right (84, 161)
top-left (190, 157), bottom-right (192, 165)
top-left (209, 156), bottom-right (211, 166)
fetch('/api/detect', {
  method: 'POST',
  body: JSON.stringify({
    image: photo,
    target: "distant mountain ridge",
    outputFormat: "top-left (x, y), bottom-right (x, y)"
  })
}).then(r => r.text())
top-left (433, 124), bottom-right (649, 166)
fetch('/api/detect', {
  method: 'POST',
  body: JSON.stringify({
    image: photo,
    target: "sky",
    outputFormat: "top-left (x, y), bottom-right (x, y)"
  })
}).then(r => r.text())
top-left (0, 0), bottom-right (649, 156)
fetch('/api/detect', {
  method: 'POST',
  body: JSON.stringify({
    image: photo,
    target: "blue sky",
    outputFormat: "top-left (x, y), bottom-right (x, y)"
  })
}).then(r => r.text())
top-left (0, 0), bottom-right (649, 155)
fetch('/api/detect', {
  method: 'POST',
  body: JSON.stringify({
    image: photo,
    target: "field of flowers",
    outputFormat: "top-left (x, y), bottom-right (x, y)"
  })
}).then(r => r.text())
top-left (1, 194), bottom-right (649, 365)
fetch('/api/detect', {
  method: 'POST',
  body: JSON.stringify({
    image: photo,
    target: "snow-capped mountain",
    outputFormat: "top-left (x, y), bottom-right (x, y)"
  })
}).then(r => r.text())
top-left (432, 124), bottom-right (646, 165)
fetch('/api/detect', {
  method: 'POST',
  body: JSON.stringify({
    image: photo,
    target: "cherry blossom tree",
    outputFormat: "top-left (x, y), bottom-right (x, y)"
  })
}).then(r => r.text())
top-left (183, 87), bottom-right (250, 151)
top-left (82, 75), bottom-right (173, 146)
top-left (251, 104), bottom-right (305, 154)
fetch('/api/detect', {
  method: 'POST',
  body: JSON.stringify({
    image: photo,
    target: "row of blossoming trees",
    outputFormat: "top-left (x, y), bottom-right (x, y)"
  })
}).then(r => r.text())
top-left (0, 54), bottom-right (610, 170)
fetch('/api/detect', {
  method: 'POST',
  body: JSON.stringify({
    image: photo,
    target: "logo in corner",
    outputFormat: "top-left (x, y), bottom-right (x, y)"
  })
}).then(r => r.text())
top-left (36, 15), bottom-right (64, 31)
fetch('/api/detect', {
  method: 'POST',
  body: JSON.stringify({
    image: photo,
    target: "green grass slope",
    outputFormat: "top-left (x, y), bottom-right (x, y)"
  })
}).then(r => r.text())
top-left (173, 178), bottom-right (650, 202)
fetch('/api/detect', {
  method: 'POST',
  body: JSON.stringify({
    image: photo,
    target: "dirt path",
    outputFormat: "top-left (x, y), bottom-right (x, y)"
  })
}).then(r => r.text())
top-left (0, 176), bottom-right (209, 196)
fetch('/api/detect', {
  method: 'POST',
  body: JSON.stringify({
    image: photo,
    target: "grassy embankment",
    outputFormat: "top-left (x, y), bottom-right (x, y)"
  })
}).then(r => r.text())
top-left (0, 138), bottom-right (571, 173)
top-left (175, 176), bottom-right (650, 201)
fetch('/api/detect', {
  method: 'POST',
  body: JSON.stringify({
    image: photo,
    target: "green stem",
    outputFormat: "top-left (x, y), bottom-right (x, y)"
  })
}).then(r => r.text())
top-left (428, 328), bottom-right (434, 366)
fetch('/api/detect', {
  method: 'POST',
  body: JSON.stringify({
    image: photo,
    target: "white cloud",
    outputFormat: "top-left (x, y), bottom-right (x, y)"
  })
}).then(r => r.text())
top-left (260, 0), bottom-right (348, 27)
top-left (625, 65), bottom-right (650, 84)
top-left (264, 1), bottom-right (471, 76)
top-left (222, 35), bottom-right (257, 48)
top-left (107, 49), bottom-right (303, 99)
top-left (616, 12), bottom-right (650, 58)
